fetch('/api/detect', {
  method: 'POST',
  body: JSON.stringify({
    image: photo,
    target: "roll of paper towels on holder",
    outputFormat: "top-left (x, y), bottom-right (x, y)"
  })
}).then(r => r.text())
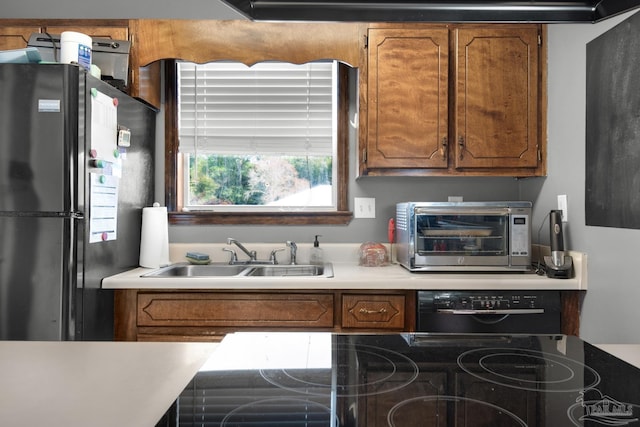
top-left (139, 203), bottom-right (170, 268)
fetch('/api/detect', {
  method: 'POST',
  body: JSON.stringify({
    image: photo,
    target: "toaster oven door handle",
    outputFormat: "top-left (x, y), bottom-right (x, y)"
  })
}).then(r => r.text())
top-left (437, 309), bottom-right (545, 315)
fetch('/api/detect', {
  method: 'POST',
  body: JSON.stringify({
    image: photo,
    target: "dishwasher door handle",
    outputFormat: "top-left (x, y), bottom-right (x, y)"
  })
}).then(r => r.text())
top-left (436, 309), bottom-right (545, 315)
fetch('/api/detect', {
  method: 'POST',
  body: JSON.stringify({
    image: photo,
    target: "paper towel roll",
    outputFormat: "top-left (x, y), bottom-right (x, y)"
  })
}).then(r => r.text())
top-left (60, 31), bottom-right (92, 71)
top-left (139, 203), bottom-right (170, 268)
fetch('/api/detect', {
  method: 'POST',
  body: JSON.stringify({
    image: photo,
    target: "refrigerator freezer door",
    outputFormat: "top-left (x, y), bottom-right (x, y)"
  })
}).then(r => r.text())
top-left (0, 64), bottom-right (79, 214)
top-left (0, 216), bottom-right (75, 340)
top-left (79, 73), bottom-right (156, 340)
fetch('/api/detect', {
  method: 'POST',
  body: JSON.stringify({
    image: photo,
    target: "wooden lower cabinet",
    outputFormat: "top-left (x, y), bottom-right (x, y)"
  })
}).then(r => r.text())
top-left (115, 289), bottom-right (415, 342)
top-left (342, 294), bottom-right (406, 329)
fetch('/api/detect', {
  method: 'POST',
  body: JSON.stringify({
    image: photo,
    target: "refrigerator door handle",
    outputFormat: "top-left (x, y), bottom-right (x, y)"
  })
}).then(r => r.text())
top-left (0, 211), bottom-right (79, 218)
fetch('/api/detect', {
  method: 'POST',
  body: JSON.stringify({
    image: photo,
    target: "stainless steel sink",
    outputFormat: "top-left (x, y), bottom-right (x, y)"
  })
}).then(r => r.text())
top-left (245, 264), bottom-right (333, 277)
top-left (141, 264), bottom-right (248, 278)
top-left (141, 263), bottom-right (334, 278)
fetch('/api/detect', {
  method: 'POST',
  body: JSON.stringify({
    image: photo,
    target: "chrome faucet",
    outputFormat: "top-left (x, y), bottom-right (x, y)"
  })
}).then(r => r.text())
top-left (227, 238), bottom-right (257, 262)
top-left (269, 247), bottom-right (285, 264)
top-left (286, 241), bottom-right (297, 265)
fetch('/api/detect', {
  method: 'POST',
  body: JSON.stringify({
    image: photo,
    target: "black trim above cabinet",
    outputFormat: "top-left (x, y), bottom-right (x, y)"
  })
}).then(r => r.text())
top-left (220, 0), bottom-right (640, 22)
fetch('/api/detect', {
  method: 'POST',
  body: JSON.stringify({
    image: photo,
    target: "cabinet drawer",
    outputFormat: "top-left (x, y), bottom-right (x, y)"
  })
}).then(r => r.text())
top-left (342, 294), bottom-right (405, 329)
top-left (137, 292), bottom-right (334, 328)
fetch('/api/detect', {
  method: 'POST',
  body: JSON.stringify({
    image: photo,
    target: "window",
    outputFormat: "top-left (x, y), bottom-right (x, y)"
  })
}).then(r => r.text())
top-left (165, 60), bottom-right (352, 225)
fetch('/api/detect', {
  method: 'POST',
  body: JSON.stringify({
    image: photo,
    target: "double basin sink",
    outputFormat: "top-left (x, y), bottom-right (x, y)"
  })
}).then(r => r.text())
top-left (142, 262), bottom-right (334, 278)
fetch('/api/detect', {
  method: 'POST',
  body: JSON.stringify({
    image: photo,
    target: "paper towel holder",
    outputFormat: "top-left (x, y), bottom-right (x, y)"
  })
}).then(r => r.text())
top-left (139, 202), bottom-right (170, 268)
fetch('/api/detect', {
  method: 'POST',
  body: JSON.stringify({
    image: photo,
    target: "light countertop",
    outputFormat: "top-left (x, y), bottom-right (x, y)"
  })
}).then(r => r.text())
top-left (102, 243), bottom-right (587, 291)
top-left (0, 341), bottom-right (217, 427)
top-left (594, 344), bottom-right (640, 369)
top-left (1, 338), bottom-right (635, 426)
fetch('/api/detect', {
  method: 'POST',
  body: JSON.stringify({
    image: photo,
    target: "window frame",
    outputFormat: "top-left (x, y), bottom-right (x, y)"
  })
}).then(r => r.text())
top-left (164, 60), bottom-right (352, 225)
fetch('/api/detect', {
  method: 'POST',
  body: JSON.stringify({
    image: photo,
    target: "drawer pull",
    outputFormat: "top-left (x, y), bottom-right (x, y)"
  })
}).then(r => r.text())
top-left (359, 307), bottom-right (388, 315)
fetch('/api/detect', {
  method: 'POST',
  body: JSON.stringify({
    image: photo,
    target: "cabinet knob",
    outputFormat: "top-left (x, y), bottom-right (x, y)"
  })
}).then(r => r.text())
top-left (458, 136), bottom-right (465, 160)
top-left (441, 137), bottom-right (448, 160)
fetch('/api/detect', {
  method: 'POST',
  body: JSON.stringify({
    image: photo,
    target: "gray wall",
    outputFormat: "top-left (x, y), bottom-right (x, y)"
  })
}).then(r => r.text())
top-left (522, 10), bottom-right (640, 344)
top-left (0, 0), bottom-right (244, 19)
top-left (4, 1), bottom-right (639, 344)
top-left (170, 176), bottom-right (521, 244)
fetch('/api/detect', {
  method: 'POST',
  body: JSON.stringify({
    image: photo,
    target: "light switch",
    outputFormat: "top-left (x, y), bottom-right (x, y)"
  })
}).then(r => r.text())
top-left (354, 197), bottom-right (376, 218)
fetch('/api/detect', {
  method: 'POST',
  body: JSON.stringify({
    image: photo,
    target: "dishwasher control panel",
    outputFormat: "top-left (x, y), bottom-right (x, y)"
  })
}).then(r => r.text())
top-left (417, 290), bottom-right (562, 334)
top-left (432, 292), bottom-right (542, 311)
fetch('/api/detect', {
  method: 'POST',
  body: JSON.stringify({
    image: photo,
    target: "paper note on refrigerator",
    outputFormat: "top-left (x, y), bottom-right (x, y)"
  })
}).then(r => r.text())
top-left (89, 173), bottom-right (119, 243)
top-left (90, 90), bottom-right (119, 166)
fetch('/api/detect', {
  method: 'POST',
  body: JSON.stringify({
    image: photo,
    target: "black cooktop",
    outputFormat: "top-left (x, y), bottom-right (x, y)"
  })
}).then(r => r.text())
top-left (157, 333), bottom-right (640, 427)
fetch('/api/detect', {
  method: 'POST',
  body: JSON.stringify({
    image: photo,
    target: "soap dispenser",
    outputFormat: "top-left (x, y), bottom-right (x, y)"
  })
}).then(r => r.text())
top-left (310, 235), bottom-right (324, 265)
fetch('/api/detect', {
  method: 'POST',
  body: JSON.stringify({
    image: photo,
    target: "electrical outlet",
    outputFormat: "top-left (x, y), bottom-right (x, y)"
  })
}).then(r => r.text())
top-left (354, 197), bottom-right (376, 218)
top-left (557, 194), bottom-right (568, 222)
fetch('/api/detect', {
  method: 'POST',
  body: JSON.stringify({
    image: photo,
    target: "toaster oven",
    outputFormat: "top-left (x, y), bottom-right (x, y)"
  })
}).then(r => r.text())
top-left (395, 201), bottom-right (532, 272)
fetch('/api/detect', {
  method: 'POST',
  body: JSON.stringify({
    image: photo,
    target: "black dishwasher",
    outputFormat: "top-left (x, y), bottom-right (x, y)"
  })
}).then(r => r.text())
top-left (417, 290), bottom-right (562, 334)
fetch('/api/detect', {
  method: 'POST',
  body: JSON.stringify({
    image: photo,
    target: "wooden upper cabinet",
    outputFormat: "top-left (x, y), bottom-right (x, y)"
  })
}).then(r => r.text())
top-left (362, 24), bottom-right (545, 177)
top-left (454, 27), bottom-right (540, 170)
top-left (366, 28), bottom-right (449, 169)
top-left (0, 26), bottom-right (40, 50)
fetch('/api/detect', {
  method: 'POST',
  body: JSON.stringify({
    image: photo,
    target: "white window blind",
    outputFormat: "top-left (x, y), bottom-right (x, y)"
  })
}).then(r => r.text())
top-left (178, 61), bottom-right (336, 156)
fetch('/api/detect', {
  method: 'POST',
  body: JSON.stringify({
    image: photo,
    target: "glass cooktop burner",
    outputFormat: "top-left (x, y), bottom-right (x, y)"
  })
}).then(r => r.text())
top-left (457, 346), bottom-right (601, 392)
top-left (159, 333), bottom-right (640, 427)
top-left (388, 395), bottom-right (528, 427)
top-left (259, 342), bottom-right (419, 397)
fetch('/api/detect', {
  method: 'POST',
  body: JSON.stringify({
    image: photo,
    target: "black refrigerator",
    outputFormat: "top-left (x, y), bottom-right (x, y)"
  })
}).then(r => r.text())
top-left (0, 63), bottom-right (155, 340)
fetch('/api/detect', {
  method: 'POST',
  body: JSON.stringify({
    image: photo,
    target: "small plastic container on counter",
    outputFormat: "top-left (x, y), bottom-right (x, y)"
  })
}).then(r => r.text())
top-left (358, 242), bottom-right (390, 267)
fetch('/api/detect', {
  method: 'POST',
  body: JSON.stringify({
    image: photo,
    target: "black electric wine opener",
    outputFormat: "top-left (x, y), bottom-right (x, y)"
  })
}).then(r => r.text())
top-left (544, 210), bottom-right (573, 279)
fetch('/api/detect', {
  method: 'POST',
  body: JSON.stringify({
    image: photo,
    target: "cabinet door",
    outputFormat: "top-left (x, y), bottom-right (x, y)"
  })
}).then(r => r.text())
top-left (0, 26), bottom-right (40, 50)
top-left (137, 292), bottom-right (334, 328)
top-left (367, 28), bottom-right (449, 169)
top-left (342, 294), bottom-right (405, 329)
top-left (455, 27), bottom-right (540, 169)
